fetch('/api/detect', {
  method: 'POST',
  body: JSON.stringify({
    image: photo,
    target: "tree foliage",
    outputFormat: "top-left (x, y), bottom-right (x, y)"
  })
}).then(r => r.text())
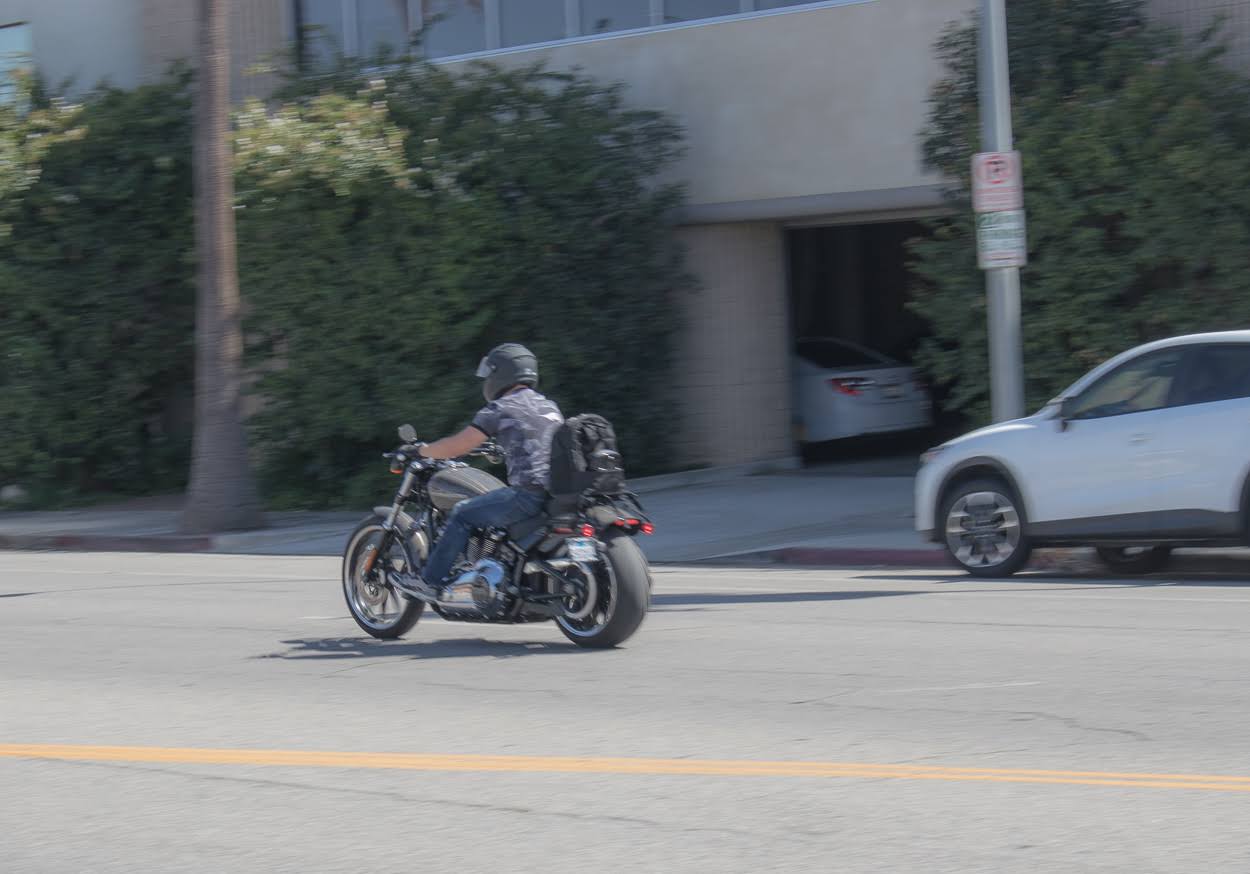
top-left (911, 1), bottom-right (1250, 422)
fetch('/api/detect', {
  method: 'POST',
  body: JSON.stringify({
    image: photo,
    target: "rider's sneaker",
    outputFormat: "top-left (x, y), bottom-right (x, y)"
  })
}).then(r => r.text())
top-left (389, 571), bottom-right (440, 601)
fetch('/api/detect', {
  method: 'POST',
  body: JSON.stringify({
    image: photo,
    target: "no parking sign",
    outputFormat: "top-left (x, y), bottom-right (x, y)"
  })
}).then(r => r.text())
top-left (972, 151), bottom-right (1023, 213)
top-left (973, 151), bottom-right (1026, 269)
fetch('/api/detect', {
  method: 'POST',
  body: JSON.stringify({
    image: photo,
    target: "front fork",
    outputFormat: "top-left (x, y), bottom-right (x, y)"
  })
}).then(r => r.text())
top-left (365, 469), bottom-right (419, 577)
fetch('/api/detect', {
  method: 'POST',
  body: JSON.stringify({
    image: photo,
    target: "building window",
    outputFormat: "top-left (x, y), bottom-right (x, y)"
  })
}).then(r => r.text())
top-left (359, 0), bottom-right (411, 55)
top-left (297, 0), bottom-right (412, 63)
top-left (0, 21), bottom-right (31, 104)
top-left (500, 0), bottom-right (567, 48)
top-left (296, 0), bottom-right (833, 65)
top-left (418, 0), bottom-right (487, 58)
top-left (663, 0), bottom-right (740, 23)
top-left (582, 0), bottom-right (650, 35)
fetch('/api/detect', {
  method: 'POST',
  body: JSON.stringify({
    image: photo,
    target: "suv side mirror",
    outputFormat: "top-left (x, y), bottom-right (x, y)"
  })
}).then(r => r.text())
top-left (1056, 398), bottom-right (1075, 432)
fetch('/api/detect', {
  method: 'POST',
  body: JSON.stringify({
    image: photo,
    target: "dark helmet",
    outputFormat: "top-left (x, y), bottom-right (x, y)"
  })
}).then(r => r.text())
top-left (476, 343), bottom-right (539, 402)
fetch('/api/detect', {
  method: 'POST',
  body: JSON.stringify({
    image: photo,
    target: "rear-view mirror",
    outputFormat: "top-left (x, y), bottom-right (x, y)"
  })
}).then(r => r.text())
top-left (398, 424), bottom-right (418, 443)
top-left (1056, 398), bottom-right (1075, 431)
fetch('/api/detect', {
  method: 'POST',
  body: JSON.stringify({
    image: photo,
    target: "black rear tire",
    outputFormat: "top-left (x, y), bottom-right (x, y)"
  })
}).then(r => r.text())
top-left (1095, 546), bottom-right (1172, 575)
top-left (940, 477), bottom-right (1032, 578)
top-left (342, 517), bottom-right (424, 639)
top-left (557, 533), bottom-right (650, 649)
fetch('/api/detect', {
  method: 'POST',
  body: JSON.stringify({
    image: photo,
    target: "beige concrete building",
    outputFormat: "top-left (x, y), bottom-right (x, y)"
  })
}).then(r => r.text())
top-left (1150, 0), bottom-right (1250, 67)
top-left (3, 0), bottom-right (1247, 470)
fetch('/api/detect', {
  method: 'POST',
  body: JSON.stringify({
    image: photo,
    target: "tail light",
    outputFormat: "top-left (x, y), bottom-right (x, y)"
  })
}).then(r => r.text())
top-left (578, 523), bottom-right (595, 537)
top-left (830, 377), bottom-right (873, 396)
top-left (641, 522), bottom-right (654, 535)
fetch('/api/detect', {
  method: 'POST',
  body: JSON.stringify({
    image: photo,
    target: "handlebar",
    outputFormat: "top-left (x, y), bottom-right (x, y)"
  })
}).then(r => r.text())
top-left (383, 440), bottom-right (501, 465)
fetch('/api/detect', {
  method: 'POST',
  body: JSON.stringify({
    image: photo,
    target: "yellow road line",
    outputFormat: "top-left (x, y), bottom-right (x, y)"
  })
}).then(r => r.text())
top-left (2, 744), bottom-right (1248, 792)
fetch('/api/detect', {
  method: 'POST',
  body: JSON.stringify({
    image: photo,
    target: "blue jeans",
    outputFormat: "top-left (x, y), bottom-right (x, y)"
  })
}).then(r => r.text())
top-left (422, 487), bottom-right (546, 586)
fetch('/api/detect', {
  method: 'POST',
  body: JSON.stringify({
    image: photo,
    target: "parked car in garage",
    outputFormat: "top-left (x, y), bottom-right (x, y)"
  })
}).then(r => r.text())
top-left (916, 331), bottom-right (1250, 576)
top-left (792, 337), bottom-right (932, 443)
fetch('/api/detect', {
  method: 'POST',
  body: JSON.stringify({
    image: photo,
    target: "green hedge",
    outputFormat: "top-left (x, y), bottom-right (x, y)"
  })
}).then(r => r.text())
top-left (0, 61), bottom-right (690, 507)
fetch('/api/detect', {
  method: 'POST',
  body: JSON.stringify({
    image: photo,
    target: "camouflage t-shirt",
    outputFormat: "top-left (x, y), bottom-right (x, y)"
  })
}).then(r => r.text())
top-left (471, 388), bottom-right (564, 491)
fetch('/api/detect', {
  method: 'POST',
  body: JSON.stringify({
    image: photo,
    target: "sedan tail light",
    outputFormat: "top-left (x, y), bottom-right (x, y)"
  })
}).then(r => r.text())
top-left (830, 377), bottom-right (874, 396)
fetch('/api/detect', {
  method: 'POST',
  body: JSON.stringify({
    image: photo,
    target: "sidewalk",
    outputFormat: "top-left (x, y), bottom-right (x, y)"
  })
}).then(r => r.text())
top-left (3, 474), bottom-right (1248, 574)
top-left (638, 475), bottom-right (927, 563)
top-left (0, 472), bottom-right (931, 565)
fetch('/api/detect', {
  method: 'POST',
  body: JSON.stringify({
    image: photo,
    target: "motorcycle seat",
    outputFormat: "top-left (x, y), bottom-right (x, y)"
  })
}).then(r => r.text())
top-left (506, 516), bottom-right (547, 542)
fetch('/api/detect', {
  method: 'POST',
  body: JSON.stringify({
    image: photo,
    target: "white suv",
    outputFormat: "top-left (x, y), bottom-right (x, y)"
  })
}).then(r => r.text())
top-left (916, 332), bottom-right (1250, 576)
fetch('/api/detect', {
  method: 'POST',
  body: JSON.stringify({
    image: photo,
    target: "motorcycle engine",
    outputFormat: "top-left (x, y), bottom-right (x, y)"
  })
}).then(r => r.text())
top-left (436, 558), bottom-right (509, 620)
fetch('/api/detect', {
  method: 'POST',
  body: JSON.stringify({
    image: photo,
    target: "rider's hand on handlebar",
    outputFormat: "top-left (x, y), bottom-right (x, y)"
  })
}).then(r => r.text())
top-left (383, 441), bottom-right (426, 461)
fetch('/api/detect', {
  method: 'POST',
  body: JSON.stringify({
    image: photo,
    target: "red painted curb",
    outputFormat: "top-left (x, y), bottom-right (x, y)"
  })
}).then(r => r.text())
top-left (0, 533), bottom-right (216, 553)
top-left (692, 547), bottom-right (949, 568)
top-left (772, 547), bottom-right (949, 567)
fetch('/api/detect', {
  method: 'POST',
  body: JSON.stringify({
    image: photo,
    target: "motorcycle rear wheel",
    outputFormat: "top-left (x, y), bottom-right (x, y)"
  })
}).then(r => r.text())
top-left (556, 533), bottom-right (650, 649)
top-left (342, 517), bottom-right (424, 639)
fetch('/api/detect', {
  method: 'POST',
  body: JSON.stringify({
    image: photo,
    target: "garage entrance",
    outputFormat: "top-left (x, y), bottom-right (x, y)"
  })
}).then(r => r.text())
top-left (786, 220), bottom-right (947, 460)
top-left (787, 220), bottom-right (929, 363)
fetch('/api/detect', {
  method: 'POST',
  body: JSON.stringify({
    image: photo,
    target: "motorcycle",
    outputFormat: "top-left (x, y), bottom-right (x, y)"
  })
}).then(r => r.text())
top-left (341, 424), bottom-right (654, 648)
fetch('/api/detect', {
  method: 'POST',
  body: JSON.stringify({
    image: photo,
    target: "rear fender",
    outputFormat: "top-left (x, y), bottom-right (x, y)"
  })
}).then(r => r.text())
top-left (536, 511), bottom-right (648, 555)
top-left (585, 496), bottom-right (651, 535)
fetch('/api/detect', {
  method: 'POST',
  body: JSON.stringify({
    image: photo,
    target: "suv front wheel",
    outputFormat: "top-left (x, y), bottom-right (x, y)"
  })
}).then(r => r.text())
top-left (940, 478), bottom-right (1032, 577)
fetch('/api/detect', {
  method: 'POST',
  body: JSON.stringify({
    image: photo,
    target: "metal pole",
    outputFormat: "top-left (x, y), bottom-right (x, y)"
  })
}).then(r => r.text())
top-left (979, 0), bottom-right (1025, 422)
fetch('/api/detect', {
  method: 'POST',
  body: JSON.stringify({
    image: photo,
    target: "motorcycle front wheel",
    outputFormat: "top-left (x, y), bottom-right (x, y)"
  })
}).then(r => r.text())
top-left (342, 517), bottom-right (424, 639)
top-left (556, 533), bottom-right (650, 649)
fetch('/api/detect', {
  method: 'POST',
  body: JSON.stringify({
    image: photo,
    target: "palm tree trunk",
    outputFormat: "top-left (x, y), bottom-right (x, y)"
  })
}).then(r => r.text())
top-left (182, 0), bottom-right (263, 533)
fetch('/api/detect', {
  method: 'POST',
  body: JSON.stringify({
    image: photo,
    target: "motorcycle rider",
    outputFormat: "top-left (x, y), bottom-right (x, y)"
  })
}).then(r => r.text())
top-left (395, 343), bottom-right (564, 599)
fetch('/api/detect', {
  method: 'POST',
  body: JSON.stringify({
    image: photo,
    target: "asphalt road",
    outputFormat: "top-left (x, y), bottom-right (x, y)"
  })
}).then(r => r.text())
top-left (3, 552), bottom-right (1250, 873)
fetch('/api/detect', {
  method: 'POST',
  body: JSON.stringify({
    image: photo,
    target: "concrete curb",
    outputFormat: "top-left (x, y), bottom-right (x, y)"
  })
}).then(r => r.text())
top-left (1, 530), bottom-right (951, 566)
top-left (0, 533), bottom-right (216, 553)
top-left (687, 545), bottom-right (1250, 576)
top-left (0, 528), bottom-right (354, 555)
top-left (6, 528), bottom-right (1246, 575)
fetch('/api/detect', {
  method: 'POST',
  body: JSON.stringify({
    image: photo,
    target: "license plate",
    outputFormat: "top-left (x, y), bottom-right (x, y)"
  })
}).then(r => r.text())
top-left (566, 538), bottom-right (598, 562)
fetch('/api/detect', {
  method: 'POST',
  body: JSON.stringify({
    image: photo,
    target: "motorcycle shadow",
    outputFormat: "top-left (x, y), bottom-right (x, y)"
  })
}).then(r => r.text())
top-left (260, 636), bottom-right (592, 662)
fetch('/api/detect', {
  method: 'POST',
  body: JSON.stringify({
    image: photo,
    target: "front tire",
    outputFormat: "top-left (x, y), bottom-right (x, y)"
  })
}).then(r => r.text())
top-left (940, 478), bottom-right (1032, 577)
top-left (1095, 546), bottom-right (1172, 575)
top-left (342, 517), bottom-right (424, 639)
top-left (556, 533), bottom-right (650, 649)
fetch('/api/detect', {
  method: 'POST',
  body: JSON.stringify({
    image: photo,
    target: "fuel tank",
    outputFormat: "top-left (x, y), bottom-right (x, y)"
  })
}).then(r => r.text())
top-left (428, 466), bottom-right (506, 513)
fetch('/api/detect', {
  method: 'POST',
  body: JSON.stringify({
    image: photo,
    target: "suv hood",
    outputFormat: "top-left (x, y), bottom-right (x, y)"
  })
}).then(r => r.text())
top-left (942, 410), bottom-right (1051, 451)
